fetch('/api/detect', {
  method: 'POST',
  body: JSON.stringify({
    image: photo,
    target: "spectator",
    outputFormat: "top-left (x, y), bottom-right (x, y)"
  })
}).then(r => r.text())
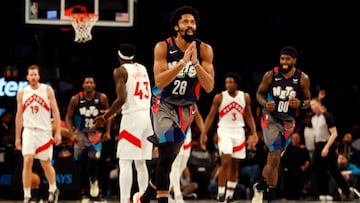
top-left (0, 110), bottom-right (15, 148)
top-left (303, 111), bottom-right (315, 159)
top-left (337, 133), bottom-right (360, 167)
top-left (281, 132), bottom-right (310, 200)
top-left (329, 152), bottom-right (360, 199)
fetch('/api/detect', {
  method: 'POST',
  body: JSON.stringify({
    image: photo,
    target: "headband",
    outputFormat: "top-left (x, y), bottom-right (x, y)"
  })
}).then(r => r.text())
top-left (118, 50), bottom-right (135, 60)
top-left (280, 46), bottom-right (298, 58)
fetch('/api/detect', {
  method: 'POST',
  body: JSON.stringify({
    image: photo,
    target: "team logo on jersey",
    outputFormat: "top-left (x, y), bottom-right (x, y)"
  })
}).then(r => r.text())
top-left (168, 61), bottom-right (197, 78)
top-left (272, 86), bottom-right (296, 99)
top-left (79, 106), bottom-right (99, 117)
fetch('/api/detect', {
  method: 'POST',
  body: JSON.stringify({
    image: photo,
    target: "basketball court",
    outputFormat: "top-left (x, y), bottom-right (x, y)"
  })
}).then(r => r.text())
top-left (0, 199), bottom-right (358, 203)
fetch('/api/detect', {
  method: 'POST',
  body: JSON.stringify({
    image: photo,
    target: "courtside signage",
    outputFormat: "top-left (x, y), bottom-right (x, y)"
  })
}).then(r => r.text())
top-left (0, 77), bottom-right (28, 97)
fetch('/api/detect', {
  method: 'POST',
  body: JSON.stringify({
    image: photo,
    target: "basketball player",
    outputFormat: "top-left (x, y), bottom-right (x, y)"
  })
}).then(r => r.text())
top-left (132, 5), bottom-right (215, 203)
top-left (201, 72), bottom-right (258, 203)
top-left (252, 46), bottom-right (311, 203)
top-left (93, 43), bottom-right (154, 203)
top-left (65, 75), bottom-right (111, 201)
top-left (15, 64), bottom-right (62, 203)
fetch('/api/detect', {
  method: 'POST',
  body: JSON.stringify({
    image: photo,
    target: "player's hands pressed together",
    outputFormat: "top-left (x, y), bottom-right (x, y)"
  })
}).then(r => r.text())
top-left (189, 41), bottom-right (198, 65)
top-left (183, 41), bottom-right (197, 64)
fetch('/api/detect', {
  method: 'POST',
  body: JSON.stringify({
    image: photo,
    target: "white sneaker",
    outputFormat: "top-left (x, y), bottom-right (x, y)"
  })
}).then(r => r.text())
top-left (251, 183), bottom-right (263, 203)
top-left (81, 196), bottom-right (90, 203)
top-left (48, 189), bottom-right (59, 203)
top-left (325, 195), bottom-right (333, 201)
top-left (319, 195), bottom-right (326, 201)
top-left (90, 180), bottom-right (99, 197)
top-left (24, 196), bottom-right (31, 203)
top-left (132, 192), bottom-right (143, 203)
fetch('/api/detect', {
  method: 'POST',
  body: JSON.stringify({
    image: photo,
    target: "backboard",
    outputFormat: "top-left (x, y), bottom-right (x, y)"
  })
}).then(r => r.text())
top-left (25, 0), bottom-right (134, 27)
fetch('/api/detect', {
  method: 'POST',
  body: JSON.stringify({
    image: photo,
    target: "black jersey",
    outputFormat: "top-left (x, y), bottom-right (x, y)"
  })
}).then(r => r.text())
top-left (73, 91), bottom-right (106, 132)
top-left (265, 67), bottom-right (302, 121)
top-left (152, 37), bottom-right (202, 107)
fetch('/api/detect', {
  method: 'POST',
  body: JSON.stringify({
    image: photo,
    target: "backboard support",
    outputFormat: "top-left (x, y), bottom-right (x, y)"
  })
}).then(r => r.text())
top-left (25, 0), bottom-right (134, 27)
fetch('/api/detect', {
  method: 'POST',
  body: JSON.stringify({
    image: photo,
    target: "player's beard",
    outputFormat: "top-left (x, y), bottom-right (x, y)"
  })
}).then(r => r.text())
top-left (280, 64), bottom-right (294, 74)
top-left (182, 28), bottom-right (196, 42)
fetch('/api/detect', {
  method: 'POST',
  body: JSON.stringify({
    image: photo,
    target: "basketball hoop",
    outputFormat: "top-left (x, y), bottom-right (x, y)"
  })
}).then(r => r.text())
top-left (69, 13), bottom-right (98, 43)
top-left (65, 5), bottom-right (98, 43)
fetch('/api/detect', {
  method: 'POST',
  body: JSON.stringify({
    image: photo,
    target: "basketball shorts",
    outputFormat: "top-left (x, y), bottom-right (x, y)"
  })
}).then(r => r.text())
top-left (261, 112), bottom-right (295, 152)
top-left (22, 127), bottom-right (54, 161)
top-left (217, 127), bottom-right (246, 159)
top-left (152, 101), bottom-right (195, 144)
top-left (117, 110), bottom-right (154, 160)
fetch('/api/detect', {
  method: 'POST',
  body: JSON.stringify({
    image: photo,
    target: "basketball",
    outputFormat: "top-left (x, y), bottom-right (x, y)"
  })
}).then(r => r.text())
top-left (31, 173), bottom-right (41, 189)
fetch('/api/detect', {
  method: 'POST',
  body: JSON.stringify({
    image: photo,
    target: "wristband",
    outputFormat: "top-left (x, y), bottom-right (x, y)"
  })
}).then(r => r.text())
top-left (192, 60), bottom-right (200, 67)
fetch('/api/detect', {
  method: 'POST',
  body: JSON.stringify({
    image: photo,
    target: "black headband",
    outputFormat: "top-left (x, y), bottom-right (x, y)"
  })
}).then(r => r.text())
top-left (280, 46), bottom-right (298, 58)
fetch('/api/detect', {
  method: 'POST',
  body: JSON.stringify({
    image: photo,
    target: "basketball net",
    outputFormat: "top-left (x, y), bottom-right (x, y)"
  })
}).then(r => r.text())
top-left (69, 13), bottom-right (98, 43)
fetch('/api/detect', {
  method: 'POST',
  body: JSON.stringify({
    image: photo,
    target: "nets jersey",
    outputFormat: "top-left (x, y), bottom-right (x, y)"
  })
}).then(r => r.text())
top-left (74, 91), bottom-right (105, 132)
top-left (121, 63), bottom-right (151, 114)
top-left (218, 90), bottom-right (246, 129)
top-left (265, 67), bottom-right (302, 121)
top-left (152, 37), bottom-right (202, 107)
top-left (22, 83), bottom-right (52, 131)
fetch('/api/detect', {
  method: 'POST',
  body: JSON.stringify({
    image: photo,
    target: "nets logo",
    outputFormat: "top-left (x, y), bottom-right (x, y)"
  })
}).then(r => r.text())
top-left (0, 77), bottom-right (28, 97)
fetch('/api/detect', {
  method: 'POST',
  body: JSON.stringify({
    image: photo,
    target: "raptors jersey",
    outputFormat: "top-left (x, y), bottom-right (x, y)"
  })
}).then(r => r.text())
top-left (217, 90), bottom-right (246, 129)
top-left (22, 83), bottom-right (52, 131)
top-left (121, 63), bottom-right (151, 114)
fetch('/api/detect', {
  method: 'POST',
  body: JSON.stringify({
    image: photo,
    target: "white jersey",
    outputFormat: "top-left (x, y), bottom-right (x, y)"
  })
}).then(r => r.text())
top-left (217, 90), bottom-right (246, 129)
top-left (121, 63), bottom-right (151, 115)
top-left (22, 83), bottom-right (52, 131)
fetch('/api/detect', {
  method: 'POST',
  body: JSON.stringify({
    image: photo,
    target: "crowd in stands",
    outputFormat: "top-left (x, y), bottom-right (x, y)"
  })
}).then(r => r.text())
top-left (2, 88), bottom-right (360, 202)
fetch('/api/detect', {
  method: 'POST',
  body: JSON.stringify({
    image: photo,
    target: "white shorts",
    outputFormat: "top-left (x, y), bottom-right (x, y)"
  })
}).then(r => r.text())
top-left (178, 129), bottom-right (192, 157)
top-left (22, 127), bottom-right (54, 161)
top-left (117, 110), bottom-right (154, 160)
top-left (217, 127), bottom-right (246, 159)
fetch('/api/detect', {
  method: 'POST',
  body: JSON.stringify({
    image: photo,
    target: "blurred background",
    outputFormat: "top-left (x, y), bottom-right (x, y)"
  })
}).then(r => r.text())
top-left (1, 0), bottom-right (360, 135)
